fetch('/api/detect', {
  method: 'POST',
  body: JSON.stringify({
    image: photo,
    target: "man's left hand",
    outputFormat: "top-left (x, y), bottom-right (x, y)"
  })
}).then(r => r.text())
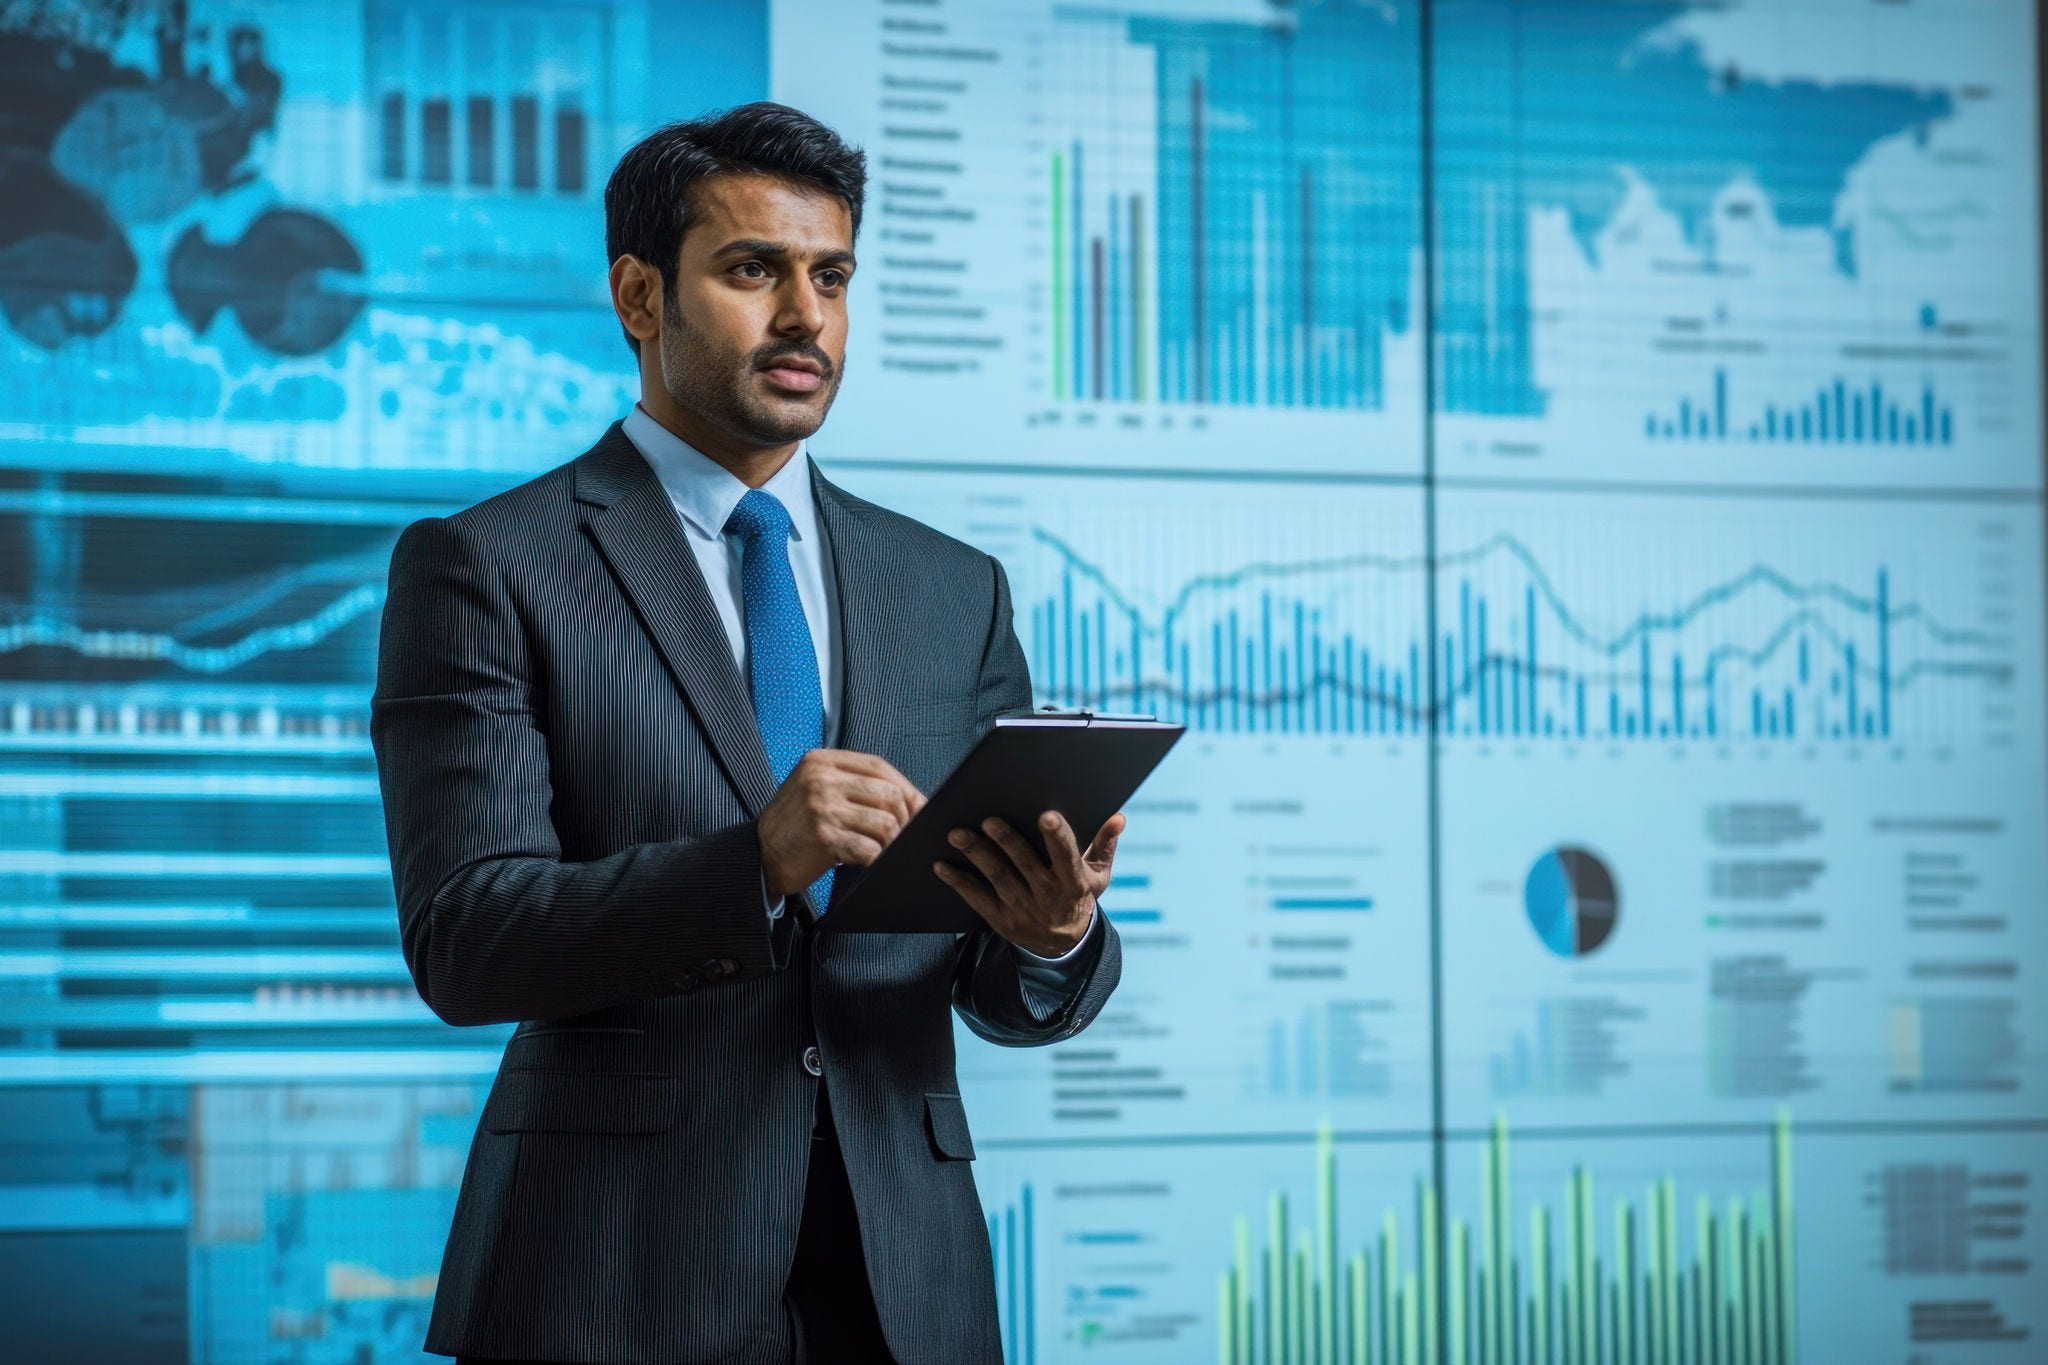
top-left (934, 810), bottom-right (1126, 957)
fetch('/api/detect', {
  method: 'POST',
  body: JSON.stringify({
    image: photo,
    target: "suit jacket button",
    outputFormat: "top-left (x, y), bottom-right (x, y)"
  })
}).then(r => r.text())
top-left (802, 1045), bottom-right (823, 1077)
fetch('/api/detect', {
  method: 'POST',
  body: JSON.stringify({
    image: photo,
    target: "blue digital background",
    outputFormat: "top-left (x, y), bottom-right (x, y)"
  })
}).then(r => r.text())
top-left (1, 1), bottom-right (2043, 1361)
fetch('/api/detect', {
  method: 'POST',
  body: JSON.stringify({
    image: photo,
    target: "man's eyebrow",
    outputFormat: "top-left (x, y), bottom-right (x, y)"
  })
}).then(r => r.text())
top-left (710, 238), bottom-right (857, 270)
top-left (712, 238), bottom-right (790, 259)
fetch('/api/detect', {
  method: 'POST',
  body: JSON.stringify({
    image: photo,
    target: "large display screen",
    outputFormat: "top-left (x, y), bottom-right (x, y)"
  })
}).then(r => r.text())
top-left (0, 1), bottom-right (2041, 1360)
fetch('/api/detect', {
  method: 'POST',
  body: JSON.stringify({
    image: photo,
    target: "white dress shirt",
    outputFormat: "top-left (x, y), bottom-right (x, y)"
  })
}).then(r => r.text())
top-left (619, 406), bottom-right (1097, 1007)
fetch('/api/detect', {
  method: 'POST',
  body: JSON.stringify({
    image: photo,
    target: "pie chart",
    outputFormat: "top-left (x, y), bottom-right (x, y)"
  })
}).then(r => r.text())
top-left (1524, 846), bottom-right (1619, 957)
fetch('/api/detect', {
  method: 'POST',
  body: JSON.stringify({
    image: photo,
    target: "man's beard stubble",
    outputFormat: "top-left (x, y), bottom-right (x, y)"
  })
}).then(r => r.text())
top-left (659, 291), bottom-right (842, 447)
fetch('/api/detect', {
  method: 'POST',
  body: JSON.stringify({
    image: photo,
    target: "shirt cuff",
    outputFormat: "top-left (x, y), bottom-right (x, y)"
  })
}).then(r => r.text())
top-left (1014, 903), bottom-right (1102, 1020)
top-left (762, 869), bottom-right (785, 921)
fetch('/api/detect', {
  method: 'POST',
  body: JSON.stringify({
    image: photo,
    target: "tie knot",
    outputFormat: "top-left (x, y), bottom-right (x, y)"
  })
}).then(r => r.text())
top-left (724, 488), bottom-right (793, 546)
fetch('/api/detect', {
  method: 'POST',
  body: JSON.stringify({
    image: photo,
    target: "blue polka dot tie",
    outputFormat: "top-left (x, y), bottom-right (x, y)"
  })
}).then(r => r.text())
top-left (724, 488), bottom-right (834, 914)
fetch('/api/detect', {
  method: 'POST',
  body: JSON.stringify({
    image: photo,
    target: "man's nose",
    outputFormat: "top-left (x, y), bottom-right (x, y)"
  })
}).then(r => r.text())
top-left (773, 276), bottom-right (827, 336)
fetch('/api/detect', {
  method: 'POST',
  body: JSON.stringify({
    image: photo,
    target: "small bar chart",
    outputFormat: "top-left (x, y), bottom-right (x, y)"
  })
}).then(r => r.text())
top-left (1433, 567), bottom-right (1903, 742)
top-left (1431, 492), bottom-right (2021, 748)
top-left (1644, 369), bottom-right (1957, 448)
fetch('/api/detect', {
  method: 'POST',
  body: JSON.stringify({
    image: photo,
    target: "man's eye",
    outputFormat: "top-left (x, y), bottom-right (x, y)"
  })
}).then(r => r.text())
top-left (733, 261), bottom-right (768, 279)
top-left (816, 270), bottom-right (846, 289)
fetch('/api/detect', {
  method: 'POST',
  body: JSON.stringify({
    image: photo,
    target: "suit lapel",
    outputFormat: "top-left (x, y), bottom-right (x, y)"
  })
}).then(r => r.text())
top-left (812, 463), bottom-right (896, 763)
top-left (574, 423), bottom-right (778, 817)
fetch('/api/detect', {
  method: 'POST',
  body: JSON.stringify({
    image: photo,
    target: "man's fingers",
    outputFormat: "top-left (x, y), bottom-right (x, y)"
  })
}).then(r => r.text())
top-left (1085, 811), bottom-right (1127, 866)
top-left (825, 800), bottom-right (906, 850)
top-left (1037, 811), bottom-right (1086, 885)
top-left (826, 830), bottom-right (887, 867)
top-left (979, 818), bottom-right (1051, 896)
top-left (838, 774), bottom-right (916, 824)
top-left (932, 860), bottom-right (999, 920)
top-left (819, 748), bottom-right (917, 786)
top-left (948, 828), bottom-right (1029, 905)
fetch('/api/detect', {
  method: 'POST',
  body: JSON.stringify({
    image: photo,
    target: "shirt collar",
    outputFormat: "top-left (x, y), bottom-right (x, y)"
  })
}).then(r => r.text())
top-left (621, 402), bottom-right (819, 546)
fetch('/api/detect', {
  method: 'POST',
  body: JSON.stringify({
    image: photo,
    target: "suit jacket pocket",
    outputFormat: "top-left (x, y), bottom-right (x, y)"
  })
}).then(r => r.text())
top-left (924, 1091), bottom-right (977, 1160)
top-left (482, 1069), bottom-right (679, 1135)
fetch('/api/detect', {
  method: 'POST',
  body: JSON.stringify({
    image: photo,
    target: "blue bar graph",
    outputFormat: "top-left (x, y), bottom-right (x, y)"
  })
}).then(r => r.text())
top-left (1049, 4), bottom-right (1420, 412)
top-left (989, 1184), bottom-right (1037, 1365)
top-left (1646, 367), bottom-right (1957, 447)
top-left (1434, 564), bottom-right (1905, 742)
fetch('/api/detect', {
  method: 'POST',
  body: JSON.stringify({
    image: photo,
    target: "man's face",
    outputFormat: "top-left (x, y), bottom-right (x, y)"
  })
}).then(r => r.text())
top-left (656, 173), bottom-right (854, 448)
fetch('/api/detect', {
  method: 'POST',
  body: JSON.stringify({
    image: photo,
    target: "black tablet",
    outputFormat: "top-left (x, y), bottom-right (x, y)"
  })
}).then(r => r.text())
top-left (821, 711), bottom-right (1185, 933)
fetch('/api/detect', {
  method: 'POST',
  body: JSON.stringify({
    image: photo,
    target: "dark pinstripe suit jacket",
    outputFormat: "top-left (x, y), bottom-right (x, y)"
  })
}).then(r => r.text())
top-left (370, 421), bottom-right (1122, 1364)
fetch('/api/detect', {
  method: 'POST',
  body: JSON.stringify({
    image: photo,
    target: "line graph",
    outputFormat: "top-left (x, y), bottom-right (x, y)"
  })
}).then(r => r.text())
top-left (0, 584), bottom-right (381, 674)
top-left (1004, 485), bottom-right (2017, 746)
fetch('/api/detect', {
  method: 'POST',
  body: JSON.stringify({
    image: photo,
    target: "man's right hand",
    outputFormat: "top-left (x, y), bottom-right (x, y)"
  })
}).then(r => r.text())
top-left (757, 750), bottom-right (927, 898)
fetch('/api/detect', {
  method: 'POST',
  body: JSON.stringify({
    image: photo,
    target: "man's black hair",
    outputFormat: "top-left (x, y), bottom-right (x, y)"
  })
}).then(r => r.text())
top-left (603, 102), bottom-right (867, 355)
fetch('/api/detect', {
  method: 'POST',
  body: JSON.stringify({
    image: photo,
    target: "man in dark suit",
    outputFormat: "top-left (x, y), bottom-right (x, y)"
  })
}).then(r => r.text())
top-left (370, 103), bottom-right (1129, 1365)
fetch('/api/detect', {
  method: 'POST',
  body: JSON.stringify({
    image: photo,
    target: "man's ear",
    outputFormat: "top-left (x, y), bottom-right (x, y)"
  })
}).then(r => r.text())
top-left (609, 254), bottom-right (663, 350)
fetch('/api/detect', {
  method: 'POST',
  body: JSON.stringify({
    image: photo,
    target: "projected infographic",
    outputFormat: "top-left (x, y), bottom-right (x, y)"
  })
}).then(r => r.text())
top-left (0, 0), bottom-right (2042, 1361)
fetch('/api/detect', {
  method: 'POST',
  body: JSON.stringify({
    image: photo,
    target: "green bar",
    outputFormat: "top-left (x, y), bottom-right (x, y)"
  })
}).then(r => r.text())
top-left (1350, 1252), bottom-right (1369, 1365)
top-left (1271, 1194), bottom-right (1287, 1365)
top-left (1727, 1201), bottom-right (1746, 1365)
top-left (1420, 1182), bottom-right (1440, 1365)
top-left (1774, 1114), bottom-right (1795, 1365)
top-left (1320, 1124), bottom-right (1337, 1365)
top-left (1563, 1185), bottom-right (1579, 1365)
top-left (1050, 154), bottom-right (1066, 402)
top-left (1402, 1273), bottom-right (1420, 1365)
top-left (1686, 1263), bottom-right (1700, 1365)
top-left (1754, 1208), bottom-right (1772, 1365)
top-left (1745, 1201), bottom-right (1763, 1365)
top-left (1619, 1199), bottom-right (1636, 1365)
top-left (1578, 1170), bottom-right (1597, 1365)
top-left (1496, 1116), bottom-right (1512, 1365)
top-left (1297, 1235), bottom-right (1313, 1365)
top-left (1450, 1220), bottom-right (1469, 1365)
top-left (1753, 1193), bottom-right (1774, 1365)
top-left (1236, 1217), bottom-right (1254, 1365)
top-left (1482, 1123), bottom-right (1499, 1365)
top-left (1532, 1204), bottom-right (1550, 1365)
top-left (1704, 1199), bottom-right (1722, 1365)
top-left (1380, 1214), bottom-right (1398, 1365)
top-left (1220, 1272), bottom-right (1236, 1365)
top-left (1663, 1180), bottom-right (1680, 1365)
top-left (1605, 1271), bottom-right (1618, 1365)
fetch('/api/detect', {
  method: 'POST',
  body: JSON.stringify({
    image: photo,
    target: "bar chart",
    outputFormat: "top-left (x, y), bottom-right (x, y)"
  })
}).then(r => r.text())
top-left (1217, 1118), bottom-right (1795, 1365)
top-left (1042, 1), bottom-right (1422, 414)
top-left (1432, 489), bottom-right (2026, 749)
top-left (1643, 370), bottom-right (1957, 448)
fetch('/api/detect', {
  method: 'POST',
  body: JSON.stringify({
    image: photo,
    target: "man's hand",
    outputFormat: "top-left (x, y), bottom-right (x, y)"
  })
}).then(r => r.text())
top-left (758, 750), bottom-right (926, 898)
top-left (934, 810), bottom-right (1126, 958)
